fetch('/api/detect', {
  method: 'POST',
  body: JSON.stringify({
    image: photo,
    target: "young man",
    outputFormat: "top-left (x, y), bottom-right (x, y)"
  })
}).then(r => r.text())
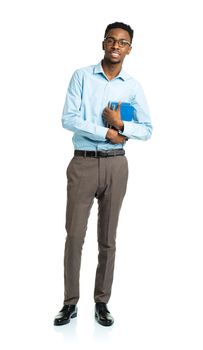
top-left (54, 22), bottom-right (152, 327)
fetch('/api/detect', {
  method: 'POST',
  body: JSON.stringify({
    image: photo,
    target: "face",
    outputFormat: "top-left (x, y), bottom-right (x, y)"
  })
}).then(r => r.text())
top-left (103, 28), bottom-right (132, 64)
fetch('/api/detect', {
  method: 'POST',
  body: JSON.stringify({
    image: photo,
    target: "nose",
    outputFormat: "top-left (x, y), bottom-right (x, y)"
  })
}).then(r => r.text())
top-left (112, 40), bottom-right (119, 49)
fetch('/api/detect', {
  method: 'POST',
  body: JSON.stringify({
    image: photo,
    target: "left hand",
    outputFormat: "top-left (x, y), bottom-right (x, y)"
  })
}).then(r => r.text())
top-left (103, 102), bottom-right (123, 130)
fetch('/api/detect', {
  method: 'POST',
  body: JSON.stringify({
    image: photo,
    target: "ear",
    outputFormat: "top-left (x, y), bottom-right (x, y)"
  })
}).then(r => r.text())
top-left (126, 46), bottom-right (132, 55)
top-left (102, 41), bottom-right (105, 50)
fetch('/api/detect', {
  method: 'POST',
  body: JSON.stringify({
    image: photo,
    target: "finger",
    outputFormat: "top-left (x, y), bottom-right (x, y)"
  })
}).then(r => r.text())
top-left (103, 109), bottom-right (112, 118)
top-left (103, 108), bottom-right (108, 116)
top-left (117, 101), bottom-right (122, 110)
top-left (103, 107), bottom-right (110, 114)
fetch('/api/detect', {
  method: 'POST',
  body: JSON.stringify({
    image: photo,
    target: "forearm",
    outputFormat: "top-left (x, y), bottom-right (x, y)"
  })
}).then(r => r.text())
top-left (62, 113), bottom-right (109, 141)
top-left (112, 106), bottom-right (152, 141)
top-left (120, 121), bottom-right (153, 141)
top-left (102, 106), bottom-right (152, 141)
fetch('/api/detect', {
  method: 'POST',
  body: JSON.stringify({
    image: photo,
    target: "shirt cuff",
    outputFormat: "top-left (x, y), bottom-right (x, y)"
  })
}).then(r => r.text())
top-left (95, 125), bottom-right (109, 140)
top-left (119, 121), bottom-right (132, 138)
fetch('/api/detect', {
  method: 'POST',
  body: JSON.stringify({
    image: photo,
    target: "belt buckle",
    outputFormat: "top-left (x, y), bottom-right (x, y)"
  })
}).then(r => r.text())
top-left (101, 151), bottom-right (108, 157)
top-left (107, 150), bottom-right (115, 157)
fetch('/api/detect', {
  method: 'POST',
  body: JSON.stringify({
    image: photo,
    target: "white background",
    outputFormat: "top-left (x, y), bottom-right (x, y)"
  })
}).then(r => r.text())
top-left (0, 0), bottom-right (203, 349)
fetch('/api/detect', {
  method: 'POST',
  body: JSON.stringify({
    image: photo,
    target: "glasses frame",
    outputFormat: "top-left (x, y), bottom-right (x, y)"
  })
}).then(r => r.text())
top-left (104, 36), bottom-right (131, 48)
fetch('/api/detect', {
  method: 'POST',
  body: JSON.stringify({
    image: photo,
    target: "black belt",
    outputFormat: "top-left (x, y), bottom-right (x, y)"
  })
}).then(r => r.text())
top-left (74, 149), bottom-right (125, 158)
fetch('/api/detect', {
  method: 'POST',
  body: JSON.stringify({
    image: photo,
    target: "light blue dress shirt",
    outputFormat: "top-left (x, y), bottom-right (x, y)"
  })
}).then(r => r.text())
top-left (62, 62), bottom-right (152, 150)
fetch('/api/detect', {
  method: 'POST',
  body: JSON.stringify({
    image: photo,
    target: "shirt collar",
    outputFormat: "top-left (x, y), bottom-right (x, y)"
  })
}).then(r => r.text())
top-left (93, 61), bottom-right (130, 81)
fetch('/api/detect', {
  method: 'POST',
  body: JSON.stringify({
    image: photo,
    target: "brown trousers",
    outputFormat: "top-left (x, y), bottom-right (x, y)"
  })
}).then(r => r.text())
top-left (63, 154), bottom-right (128, 305)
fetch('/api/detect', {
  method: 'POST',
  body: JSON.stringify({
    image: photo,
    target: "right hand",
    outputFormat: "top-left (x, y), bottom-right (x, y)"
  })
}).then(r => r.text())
top-left (106, 128), bottom-right (127, 144)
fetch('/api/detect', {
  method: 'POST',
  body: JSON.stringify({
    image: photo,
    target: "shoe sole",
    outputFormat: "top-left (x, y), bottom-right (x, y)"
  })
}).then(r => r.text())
top-left (54, 312), bottom-right (77, 326)
top-left (95, 312), bottom-right (114, 327)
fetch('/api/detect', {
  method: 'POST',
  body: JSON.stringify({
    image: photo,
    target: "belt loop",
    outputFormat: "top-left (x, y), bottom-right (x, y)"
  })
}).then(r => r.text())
top-left (95, 150), bottom-right (97, 158)
top-left (84, 150), bottom-right (86, 158)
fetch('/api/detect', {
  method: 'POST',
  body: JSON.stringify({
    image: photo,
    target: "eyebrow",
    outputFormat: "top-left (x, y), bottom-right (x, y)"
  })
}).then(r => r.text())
top-left (106, 36), bottom-right (130, 41)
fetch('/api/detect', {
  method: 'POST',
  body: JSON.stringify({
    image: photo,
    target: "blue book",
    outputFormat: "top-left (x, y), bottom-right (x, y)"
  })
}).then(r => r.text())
top-left (104, 101), bottom-right (138, 129)
top-left (108, 101), bottom-right (137, 121)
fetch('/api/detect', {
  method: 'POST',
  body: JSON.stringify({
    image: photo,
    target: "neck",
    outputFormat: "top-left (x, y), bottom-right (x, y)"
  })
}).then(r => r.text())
top-left (102, 58), bottom-right (122, 80)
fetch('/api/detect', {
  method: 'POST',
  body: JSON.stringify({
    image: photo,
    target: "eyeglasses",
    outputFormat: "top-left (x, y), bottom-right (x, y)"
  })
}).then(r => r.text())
top-left (104, 36), bottom-right (131, 48)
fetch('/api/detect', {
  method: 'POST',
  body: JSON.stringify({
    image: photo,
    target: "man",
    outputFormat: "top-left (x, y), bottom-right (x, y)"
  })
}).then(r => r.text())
top-left (54, 22), bottom-right (152, 327)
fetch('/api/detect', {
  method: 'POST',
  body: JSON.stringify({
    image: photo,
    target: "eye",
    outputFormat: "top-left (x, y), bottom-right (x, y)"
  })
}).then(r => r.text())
top-left (106, 38), bottom-right (114, 45)
top-left (119, 40), bottom-right (129, 47)
top-left (119, 40), bottom-right (125, 47)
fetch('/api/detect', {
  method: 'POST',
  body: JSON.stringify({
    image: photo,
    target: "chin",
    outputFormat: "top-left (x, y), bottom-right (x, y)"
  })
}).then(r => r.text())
top-left (105, 56), bottom-right (122, 65)
top-left (109, 58), bottom-right (122, 64)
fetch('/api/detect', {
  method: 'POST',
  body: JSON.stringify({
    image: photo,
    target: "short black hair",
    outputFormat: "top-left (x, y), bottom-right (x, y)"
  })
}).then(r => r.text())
top-left (104, 22), bottom-right (134, 42)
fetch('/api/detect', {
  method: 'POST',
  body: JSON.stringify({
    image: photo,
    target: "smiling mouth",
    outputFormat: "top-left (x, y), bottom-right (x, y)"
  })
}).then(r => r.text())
top-left (110, 51), bottom-right (120, 58)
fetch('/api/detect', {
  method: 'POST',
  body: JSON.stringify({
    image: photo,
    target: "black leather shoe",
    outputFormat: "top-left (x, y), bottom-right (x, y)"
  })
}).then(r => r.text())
top-left (54, 304), bottom-right (77, 326)
top-left (95, 303), bottom-right (114, 326)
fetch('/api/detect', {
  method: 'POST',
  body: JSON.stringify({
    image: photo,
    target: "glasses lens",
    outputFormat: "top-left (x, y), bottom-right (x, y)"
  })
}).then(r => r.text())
top-left (106, 38), bottom-right (114, 45)
top-left (119, 40), bottom-right (130, 47)
top-left (118, 40), bottom-right (125, 47)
